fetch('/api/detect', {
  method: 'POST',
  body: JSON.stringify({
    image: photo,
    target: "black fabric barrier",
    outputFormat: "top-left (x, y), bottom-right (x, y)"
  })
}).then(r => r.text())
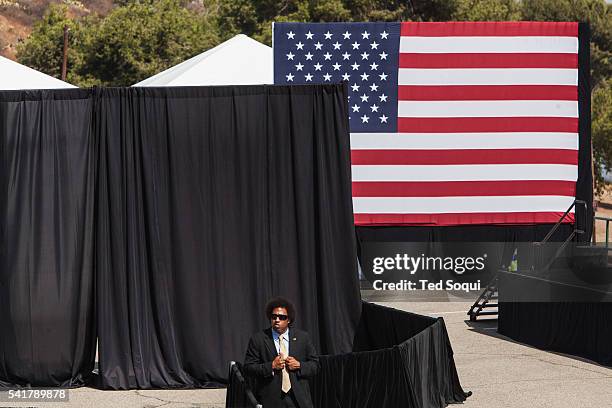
top-left (0, 85), bottom-right (361, 389)
top-left (225, 363), bottom-right (260, 408)
top-left (0, 90), bottom-right (97, 387)
top-left (229, 302), bottom-right (470, 408)
top-left (499, 302), bottom-right (612, 366)
top-left (94, 85), bottom-right (361, 389)
top-left (340, 302), bottom-right (468, 407)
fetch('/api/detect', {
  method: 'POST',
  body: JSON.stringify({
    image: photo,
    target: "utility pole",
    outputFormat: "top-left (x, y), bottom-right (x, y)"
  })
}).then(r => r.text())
top-left (61, 25), bottom-right (69, 81)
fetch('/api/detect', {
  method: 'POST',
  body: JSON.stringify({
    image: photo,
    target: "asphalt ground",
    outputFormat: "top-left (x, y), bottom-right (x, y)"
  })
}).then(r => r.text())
top-left (2, 294), bottom-right (611, 407)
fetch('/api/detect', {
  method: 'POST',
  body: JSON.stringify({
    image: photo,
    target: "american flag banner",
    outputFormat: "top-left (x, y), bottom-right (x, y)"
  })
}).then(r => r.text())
top-left (273, 22), bottom-right (581, 226)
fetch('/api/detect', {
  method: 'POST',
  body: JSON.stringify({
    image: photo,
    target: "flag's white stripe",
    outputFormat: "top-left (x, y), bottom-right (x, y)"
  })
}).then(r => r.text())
top-left (399, 36), bottom-right (578, 54)
top-left (397, 100), bottom-right (578, 118)
top-left (398, 68), bottom-right (577, 86)
top-left (349, 133), bottom-right (579, 150)
top-left (351, 164), bottom-right (577, 182)
top-left (353, 196), bottom-right (575, 214)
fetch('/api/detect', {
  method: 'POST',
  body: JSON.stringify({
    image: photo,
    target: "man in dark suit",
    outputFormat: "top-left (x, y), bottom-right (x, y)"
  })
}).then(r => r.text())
top-left (244, 297), bottom-right (319, 408)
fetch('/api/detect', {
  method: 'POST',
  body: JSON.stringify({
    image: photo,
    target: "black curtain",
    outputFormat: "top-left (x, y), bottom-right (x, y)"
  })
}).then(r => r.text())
top-left (499, 302), bottom-right (612, 366)
top-left (0, 90), bottom-right (97, 387)
top-left (94, 85), bottom-right (361, 389)
top-left (308, 302), bottom-right (469, 408)
top-left (577, 22), bottom-right (593, 242)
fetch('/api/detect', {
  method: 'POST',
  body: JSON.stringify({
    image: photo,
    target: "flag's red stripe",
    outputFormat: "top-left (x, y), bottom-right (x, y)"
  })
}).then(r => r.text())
top-left (400, 22), bottom-right (578, 37)
top-left (398, 53), bottom-right (577, 69)
top-left (351, 149), bottom-right (578, 165)
top-left (397, 117), bottom-right (578, 133)
top-left (354, 211), bottom-right (575, 226)
top-left (352, 181), bottom-right (576, 197)
top-left (397, 85), bottom-right (577, 101)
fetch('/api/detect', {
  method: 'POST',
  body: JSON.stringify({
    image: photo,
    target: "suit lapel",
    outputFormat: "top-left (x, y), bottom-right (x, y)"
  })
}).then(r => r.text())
top-left (263, 328), bottom-right (277, 357)
top-left (289, 330), bottom-right (300, 356)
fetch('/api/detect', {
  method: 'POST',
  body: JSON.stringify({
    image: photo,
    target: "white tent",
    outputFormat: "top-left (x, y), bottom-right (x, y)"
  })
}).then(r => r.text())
top-left (0, 56), bottom-right (75, 89)
top-left (133, 34), bottom-right (273, 87)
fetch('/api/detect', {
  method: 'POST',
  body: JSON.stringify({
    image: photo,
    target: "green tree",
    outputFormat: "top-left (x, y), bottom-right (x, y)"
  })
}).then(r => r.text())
top-left (16, 4), bottom-right (89, 86)
top-left (593, 80), bottom-right (612, 193)
top-left (451, 0), bottom-right (521, 21)
top-left (83, 0), bottom-right (219, 86)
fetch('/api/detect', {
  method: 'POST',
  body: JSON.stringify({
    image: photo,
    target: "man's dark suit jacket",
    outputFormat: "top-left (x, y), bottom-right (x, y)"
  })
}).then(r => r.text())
top-left (244, 327), bottom-right (319, 408)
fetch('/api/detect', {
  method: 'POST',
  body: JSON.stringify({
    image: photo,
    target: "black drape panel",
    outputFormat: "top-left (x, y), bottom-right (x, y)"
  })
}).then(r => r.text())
top-left (577, 22), bottom-right (593, 242)
top-left (308, 302), bottom-right (469, 408)
top-left (225, 363), bottom-right (260, 408)
top-left (499, 302), bottom-right (612, 366)
top-left (0, 90), bottom-right (96, 387)
top-left (94, 85), bottom-right (360, 389)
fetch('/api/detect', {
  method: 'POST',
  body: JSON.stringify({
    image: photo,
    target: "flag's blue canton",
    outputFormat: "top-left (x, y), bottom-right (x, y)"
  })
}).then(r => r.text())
top-left (274, 22), bottom-right (400, 133)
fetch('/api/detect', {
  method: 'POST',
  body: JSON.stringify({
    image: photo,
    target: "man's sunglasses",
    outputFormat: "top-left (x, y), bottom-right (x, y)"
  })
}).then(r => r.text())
top-left (271, 314), bottom-right (289, 321)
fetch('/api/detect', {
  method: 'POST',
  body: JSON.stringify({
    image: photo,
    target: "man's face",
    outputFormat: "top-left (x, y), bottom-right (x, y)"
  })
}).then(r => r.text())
top-left (270, 307), bottom-right (290, 334)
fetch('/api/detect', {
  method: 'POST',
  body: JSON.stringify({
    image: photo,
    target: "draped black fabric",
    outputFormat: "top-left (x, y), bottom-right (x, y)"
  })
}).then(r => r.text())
top-left (94, 85), bottom-right (361, 389)
top-left (0, 90), bottom-right (97, 387)
top-left (356, 224), bottom-right (575, 244)
top-left (225, 363), bottom-right (260, 408)
top-left (227, 302), bottom-right (469, 408)
top-left (307, 302), bottom-right (469, 408)
top-left (499, 302), bottom-right (612, 366)
top-left (577, 22), bottom-right (593, 242)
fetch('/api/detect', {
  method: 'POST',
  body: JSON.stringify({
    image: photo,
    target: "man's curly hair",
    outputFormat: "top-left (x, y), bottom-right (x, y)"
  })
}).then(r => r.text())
top-left (265, 297), bottom-right (296, 326)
